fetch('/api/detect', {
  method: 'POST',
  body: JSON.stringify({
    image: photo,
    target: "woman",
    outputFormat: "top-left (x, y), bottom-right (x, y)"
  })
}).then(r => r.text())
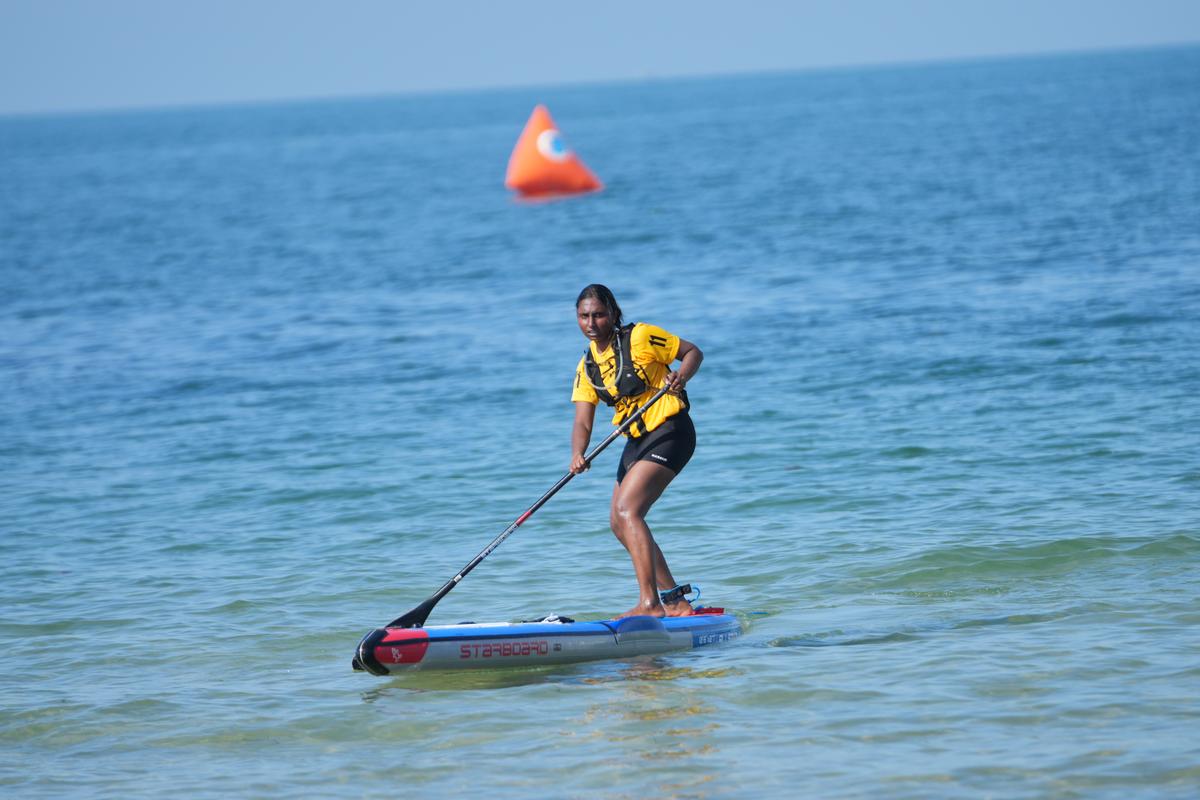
top-left (569, 284), bottom-right (704, 618)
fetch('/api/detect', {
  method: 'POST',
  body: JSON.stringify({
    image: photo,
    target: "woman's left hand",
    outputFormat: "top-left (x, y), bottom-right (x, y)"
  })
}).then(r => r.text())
top-left (665, 370), bottom-right (687, 394)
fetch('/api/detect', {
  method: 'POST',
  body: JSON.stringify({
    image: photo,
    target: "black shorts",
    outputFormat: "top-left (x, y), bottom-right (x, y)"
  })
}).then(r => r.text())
top-left (617, 412), bottom-right (696, 483)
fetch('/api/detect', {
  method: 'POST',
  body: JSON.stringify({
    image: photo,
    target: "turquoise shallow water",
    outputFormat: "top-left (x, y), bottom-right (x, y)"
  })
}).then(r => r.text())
top-left (2, 46), bottom-right (1200, 798)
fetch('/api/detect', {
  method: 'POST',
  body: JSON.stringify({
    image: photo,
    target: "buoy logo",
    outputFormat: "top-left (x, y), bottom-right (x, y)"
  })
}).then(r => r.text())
top-left (536, 129), bottom-right (571, 162)
top-left (505, 104), bottom-right (602, 198)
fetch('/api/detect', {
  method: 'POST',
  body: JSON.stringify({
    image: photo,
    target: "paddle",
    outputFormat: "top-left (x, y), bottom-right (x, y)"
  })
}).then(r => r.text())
top-left (382, 384), bottom-right (673, 629)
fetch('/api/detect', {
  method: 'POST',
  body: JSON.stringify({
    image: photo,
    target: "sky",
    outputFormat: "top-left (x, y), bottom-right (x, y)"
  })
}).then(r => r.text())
top-left (1, 1), bottom-right (1199, 116)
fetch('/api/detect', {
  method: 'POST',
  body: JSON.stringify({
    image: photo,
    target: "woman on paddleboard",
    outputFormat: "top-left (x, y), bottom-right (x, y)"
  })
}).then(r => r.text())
top-left (569, 284), bottom-right (703, 618)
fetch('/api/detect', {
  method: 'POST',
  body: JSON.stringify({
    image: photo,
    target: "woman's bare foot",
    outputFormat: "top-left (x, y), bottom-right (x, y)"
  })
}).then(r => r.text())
top-left (618, 599), bottom-right (665, 618)
top-left (663, 598), bottom-right (694, 617)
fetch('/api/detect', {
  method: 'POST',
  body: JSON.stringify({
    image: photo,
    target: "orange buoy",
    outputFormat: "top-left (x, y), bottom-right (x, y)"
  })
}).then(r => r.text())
top-left (504, 105), bottom-right (603, 198)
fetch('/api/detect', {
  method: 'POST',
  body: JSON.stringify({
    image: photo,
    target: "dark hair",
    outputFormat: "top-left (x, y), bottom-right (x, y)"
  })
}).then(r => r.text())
top-left (575, 284), bottom-right (623, 328)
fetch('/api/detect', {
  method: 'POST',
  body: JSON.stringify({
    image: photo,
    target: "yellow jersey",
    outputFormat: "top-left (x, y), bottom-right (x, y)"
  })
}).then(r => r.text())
top-left (571, 322), bottom-right (688, 437)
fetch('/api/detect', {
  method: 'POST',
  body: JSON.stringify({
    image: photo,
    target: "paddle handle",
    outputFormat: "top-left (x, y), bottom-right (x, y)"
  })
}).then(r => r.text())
top-left (386, 385), bottom-right (672, 628)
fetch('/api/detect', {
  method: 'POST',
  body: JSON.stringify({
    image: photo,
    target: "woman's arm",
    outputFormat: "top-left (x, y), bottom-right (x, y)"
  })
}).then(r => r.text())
top-left (570, 401), bottom-right (597, 473)
top-left (666, 338), bottom-right (703, 394)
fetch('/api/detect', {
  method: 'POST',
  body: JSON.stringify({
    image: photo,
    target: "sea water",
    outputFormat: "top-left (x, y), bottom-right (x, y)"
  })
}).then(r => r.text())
top-left (2, 45), bottom-right (1199, 798)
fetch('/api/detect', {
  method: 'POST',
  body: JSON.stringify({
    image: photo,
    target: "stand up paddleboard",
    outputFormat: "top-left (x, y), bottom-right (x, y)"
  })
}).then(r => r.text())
top-left (353, 388), bottom-right (740, 676)
top-left (353, 608), bottom-right (740, 674)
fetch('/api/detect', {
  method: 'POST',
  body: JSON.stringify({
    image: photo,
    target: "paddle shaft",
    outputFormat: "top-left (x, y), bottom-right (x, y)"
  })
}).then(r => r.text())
top-left (386, 385), bottom-right (673, 628)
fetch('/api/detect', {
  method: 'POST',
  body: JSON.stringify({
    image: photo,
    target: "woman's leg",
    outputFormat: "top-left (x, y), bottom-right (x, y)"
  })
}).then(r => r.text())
top-left (609, 460), bottom-right (694, 618)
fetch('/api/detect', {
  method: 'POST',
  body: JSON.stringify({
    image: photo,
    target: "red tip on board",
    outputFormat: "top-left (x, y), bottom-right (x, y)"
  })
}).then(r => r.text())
top-left (377, 629), bottom-right (430, 664)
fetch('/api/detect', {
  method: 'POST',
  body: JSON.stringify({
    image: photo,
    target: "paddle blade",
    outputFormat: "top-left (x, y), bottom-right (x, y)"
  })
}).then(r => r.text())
top-left (387, 596), bottom-right (438, 629)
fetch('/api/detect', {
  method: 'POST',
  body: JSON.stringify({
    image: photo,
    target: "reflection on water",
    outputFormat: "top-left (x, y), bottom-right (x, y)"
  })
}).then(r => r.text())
top-left (360, 654), bottom-right (744, 698)
top-left (578, 660), bottom-right (726, 795)
top-left (359, 664), bottom-right (574, 697)
top-left (582, 662), bottom-right (743, 684)
top-left (357, 652), bottom-right (736, 796)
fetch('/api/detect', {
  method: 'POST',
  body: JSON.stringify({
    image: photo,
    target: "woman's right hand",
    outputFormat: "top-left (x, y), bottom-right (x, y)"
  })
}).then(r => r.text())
top-left (570, 401), bottom-right (597, 474)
